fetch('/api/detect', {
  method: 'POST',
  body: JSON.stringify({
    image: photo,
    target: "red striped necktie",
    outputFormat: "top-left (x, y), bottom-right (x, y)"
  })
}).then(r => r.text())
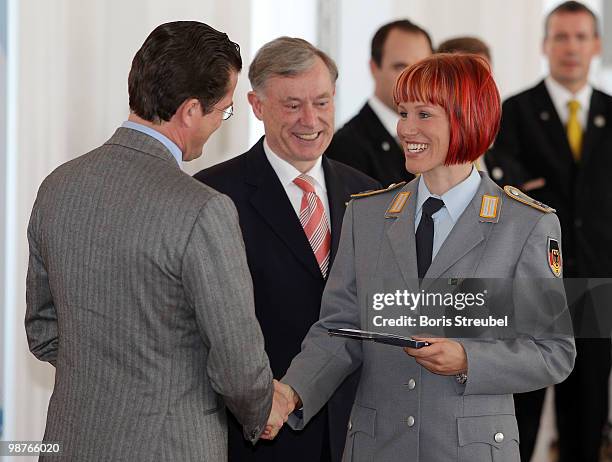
top-left (293, 174), bottom-right (331, 277)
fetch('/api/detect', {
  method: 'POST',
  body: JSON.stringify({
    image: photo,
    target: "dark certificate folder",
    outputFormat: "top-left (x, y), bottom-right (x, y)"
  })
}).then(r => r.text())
top-left (328, 328), bottom-right (429, 348)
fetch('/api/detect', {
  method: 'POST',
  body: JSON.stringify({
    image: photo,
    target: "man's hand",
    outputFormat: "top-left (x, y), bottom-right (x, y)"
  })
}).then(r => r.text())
top-left (260, 380), bottom-right (300, 440)
top-left (404, 337), bottom-right (468, 375)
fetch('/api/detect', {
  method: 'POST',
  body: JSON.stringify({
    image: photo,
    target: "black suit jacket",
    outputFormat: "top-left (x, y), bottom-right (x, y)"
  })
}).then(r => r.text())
top-left (486, 80), bottom-right (612, 277)
top-left (326, 102), bottom-right (415, 187)
top-left (194, 138), bottom-right (380, 462)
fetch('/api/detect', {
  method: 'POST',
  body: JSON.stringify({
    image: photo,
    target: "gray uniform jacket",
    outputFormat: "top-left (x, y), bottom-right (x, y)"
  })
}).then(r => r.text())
top-left (283, 173), bottom-right (575, 462)
top-left (25, 128), bottom-right (273, 461)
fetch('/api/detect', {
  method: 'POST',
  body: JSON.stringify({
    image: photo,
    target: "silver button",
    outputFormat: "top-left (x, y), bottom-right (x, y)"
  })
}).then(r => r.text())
top-left (381, 141), bottom-right (390, 151)
top-left (348, 420), bottom-right (352, 431)
top-left (594, 115), bottom-right (606, 127)
top-left (407, 416), bottom-right (415, 427)
top-left (407, 379), bottom-right (416, 390)
top-left (494, 432), bottom-right (504, 443)
top-left (491, 167), bottom-right (503, 181)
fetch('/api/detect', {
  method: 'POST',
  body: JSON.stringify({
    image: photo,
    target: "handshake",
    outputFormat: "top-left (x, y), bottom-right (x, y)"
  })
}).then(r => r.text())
top-left (261, 380), bottom-right (301, 440)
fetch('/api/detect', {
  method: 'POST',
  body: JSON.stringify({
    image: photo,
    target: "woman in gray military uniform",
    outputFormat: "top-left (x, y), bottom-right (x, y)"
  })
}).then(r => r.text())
top-left (281, 54), bottom-right (575, 461)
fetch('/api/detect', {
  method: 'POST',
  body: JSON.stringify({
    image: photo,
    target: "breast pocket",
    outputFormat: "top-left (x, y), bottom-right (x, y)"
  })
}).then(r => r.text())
top-left (457, 414), bottom-right (520, 462)
top-left (342, 404), bottom-right (376, 462)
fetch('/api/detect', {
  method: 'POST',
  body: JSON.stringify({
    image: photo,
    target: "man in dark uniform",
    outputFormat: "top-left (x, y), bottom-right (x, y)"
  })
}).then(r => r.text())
top-left (195, 37), bottom-right (379, 462)
top-left (325, 20), bottom-right (432, 186)
top-left (486, 2), bottom-right (611, 461)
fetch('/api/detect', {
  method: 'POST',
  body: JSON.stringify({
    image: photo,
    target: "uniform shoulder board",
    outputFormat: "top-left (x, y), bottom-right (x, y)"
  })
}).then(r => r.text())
top-left (350, 182), bottom-right (406, 199)
top-left (503, 185), bottom-right (555, 213)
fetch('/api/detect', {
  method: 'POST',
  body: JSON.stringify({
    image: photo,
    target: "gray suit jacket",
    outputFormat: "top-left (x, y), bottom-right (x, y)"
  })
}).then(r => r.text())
top-left (26, 128), bottom-right (273, 461)
top-left (283, 174), bottom-right (575, 462)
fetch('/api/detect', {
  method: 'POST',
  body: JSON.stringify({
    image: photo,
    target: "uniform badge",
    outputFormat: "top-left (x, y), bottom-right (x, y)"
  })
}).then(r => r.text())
top-left (385, 191), bottom-right (411, 217)
top-left (479, 195), bottom-right (499, 220)
top-left (594, 115), bottom-right (606, 128)
top-left (547, 237), bottom-right (562, 277)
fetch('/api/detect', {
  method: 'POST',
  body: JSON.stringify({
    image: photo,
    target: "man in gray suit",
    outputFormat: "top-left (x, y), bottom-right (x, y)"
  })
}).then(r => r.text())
top-left (25, 21), bottom-right (284, 461)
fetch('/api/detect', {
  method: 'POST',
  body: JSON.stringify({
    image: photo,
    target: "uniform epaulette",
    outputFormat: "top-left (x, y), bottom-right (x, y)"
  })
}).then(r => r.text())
top-left (503, 185), bottom-right (555, 213)
top-left (350, 182), bottom-right (406, 199)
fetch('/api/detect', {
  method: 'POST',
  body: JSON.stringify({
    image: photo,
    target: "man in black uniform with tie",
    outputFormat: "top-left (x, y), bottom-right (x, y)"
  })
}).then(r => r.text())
top-left (486, 3), bottom-right (612, 461)
top-left (326, 20), bottom-right (432, 187)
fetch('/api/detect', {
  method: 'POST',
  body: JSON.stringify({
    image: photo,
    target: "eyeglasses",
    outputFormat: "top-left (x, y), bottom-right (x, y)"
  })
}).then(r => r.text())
top-left (213, 104), bottom-right (234, 121)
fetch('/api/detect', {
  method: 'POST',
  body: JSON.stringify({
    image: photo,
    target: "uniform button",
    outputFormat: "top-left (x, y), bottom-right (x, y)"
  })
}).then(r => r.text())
top-left (381, 141), bottom-right (390, 151)
top-left (575, 218), bottom-right (582, 228)
top-left (494, 432), bottom-right (504, 443)
top-left (407, 379), bottom-right (416, 390)
top-left (348, 420), bottom-right (352, 431)
top-left (407, 416), bottom-right (415, 427)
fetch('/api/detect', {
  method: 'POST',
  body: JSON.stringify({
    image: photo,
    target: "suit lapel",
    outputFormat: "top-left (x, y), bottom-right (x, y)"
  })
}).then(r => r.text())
top-left (422, 175), bottom-right (500, 290)
top-left (532, 82), bottom-right (574, 192)
top-left (245, 140), bottom-right (322, 280)
top-left (385, 181), bottom-right (419, 291)
top-left (361, 103), bottom-right (403, 158)
top-left (581, 89), bottom-right (608, 168)
top-left (323, 157), bottom-right (349, 267)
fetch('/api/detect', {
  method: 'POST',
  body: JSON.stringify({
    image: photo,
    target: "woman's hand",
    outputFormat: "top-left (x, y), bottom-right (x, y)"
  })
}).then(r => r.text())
top-left (404, 337), bottom-right (467, 375)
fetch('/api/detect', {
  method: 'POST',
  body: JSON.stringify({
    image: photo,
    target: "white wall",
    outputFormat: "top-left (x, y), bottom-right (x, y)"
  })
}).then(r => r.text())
top-left (0, 0), bottom-right (6, 442)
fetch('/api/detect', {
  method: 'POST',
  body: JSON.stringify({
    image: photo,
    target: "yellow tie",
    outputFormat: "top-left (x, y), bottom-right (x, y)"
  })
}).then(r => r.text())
top-left (567, 100), bottom-right (582, 161)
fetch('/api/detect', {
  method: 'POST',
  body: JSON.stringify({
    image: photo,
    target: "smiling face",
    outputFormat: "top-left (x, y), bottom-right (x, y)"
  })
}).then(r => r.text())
top-left (248, 57), bottom-right (335, 172)
top-left (544, 11), bottom-right (600, 93)
top-left (396, 101), bottom-right (450, 176)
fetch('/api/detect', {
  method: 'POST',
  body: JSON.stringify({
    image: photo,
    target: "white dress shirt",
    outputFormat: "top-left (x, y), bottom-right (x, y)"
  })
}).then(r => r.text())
top-left (368, 95), bottom-right (400, 139)
top-left (415, 166), bottom-right (482, 259)
top-left (263, 138), bottom-right (331, 224)
top-left (545, 75), bottom-right (592, 128)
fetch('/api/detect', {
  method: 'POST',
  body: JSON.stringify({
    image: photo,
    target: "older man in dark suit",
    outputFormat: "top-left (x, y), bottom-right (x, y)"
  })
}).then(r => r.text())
top-left (26, 22), bottom-right (281, 462)
top-left (195, 37), bottom-right (379, 462)
top-left (486, 2), bottom-right (611, 461)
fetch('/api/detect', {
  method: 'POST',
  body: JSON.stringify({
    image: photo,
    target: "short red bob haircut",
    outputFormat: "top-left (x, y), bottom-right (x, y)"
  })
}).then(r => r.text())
top-left (393, 53), bottom-right (501, 165)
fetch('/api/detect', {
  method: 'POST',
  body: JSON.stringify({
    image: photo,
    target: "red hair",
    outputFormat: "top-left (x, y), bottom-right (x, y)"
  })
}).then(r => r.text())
top-left (393, 53), bottom-right (500, 165)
